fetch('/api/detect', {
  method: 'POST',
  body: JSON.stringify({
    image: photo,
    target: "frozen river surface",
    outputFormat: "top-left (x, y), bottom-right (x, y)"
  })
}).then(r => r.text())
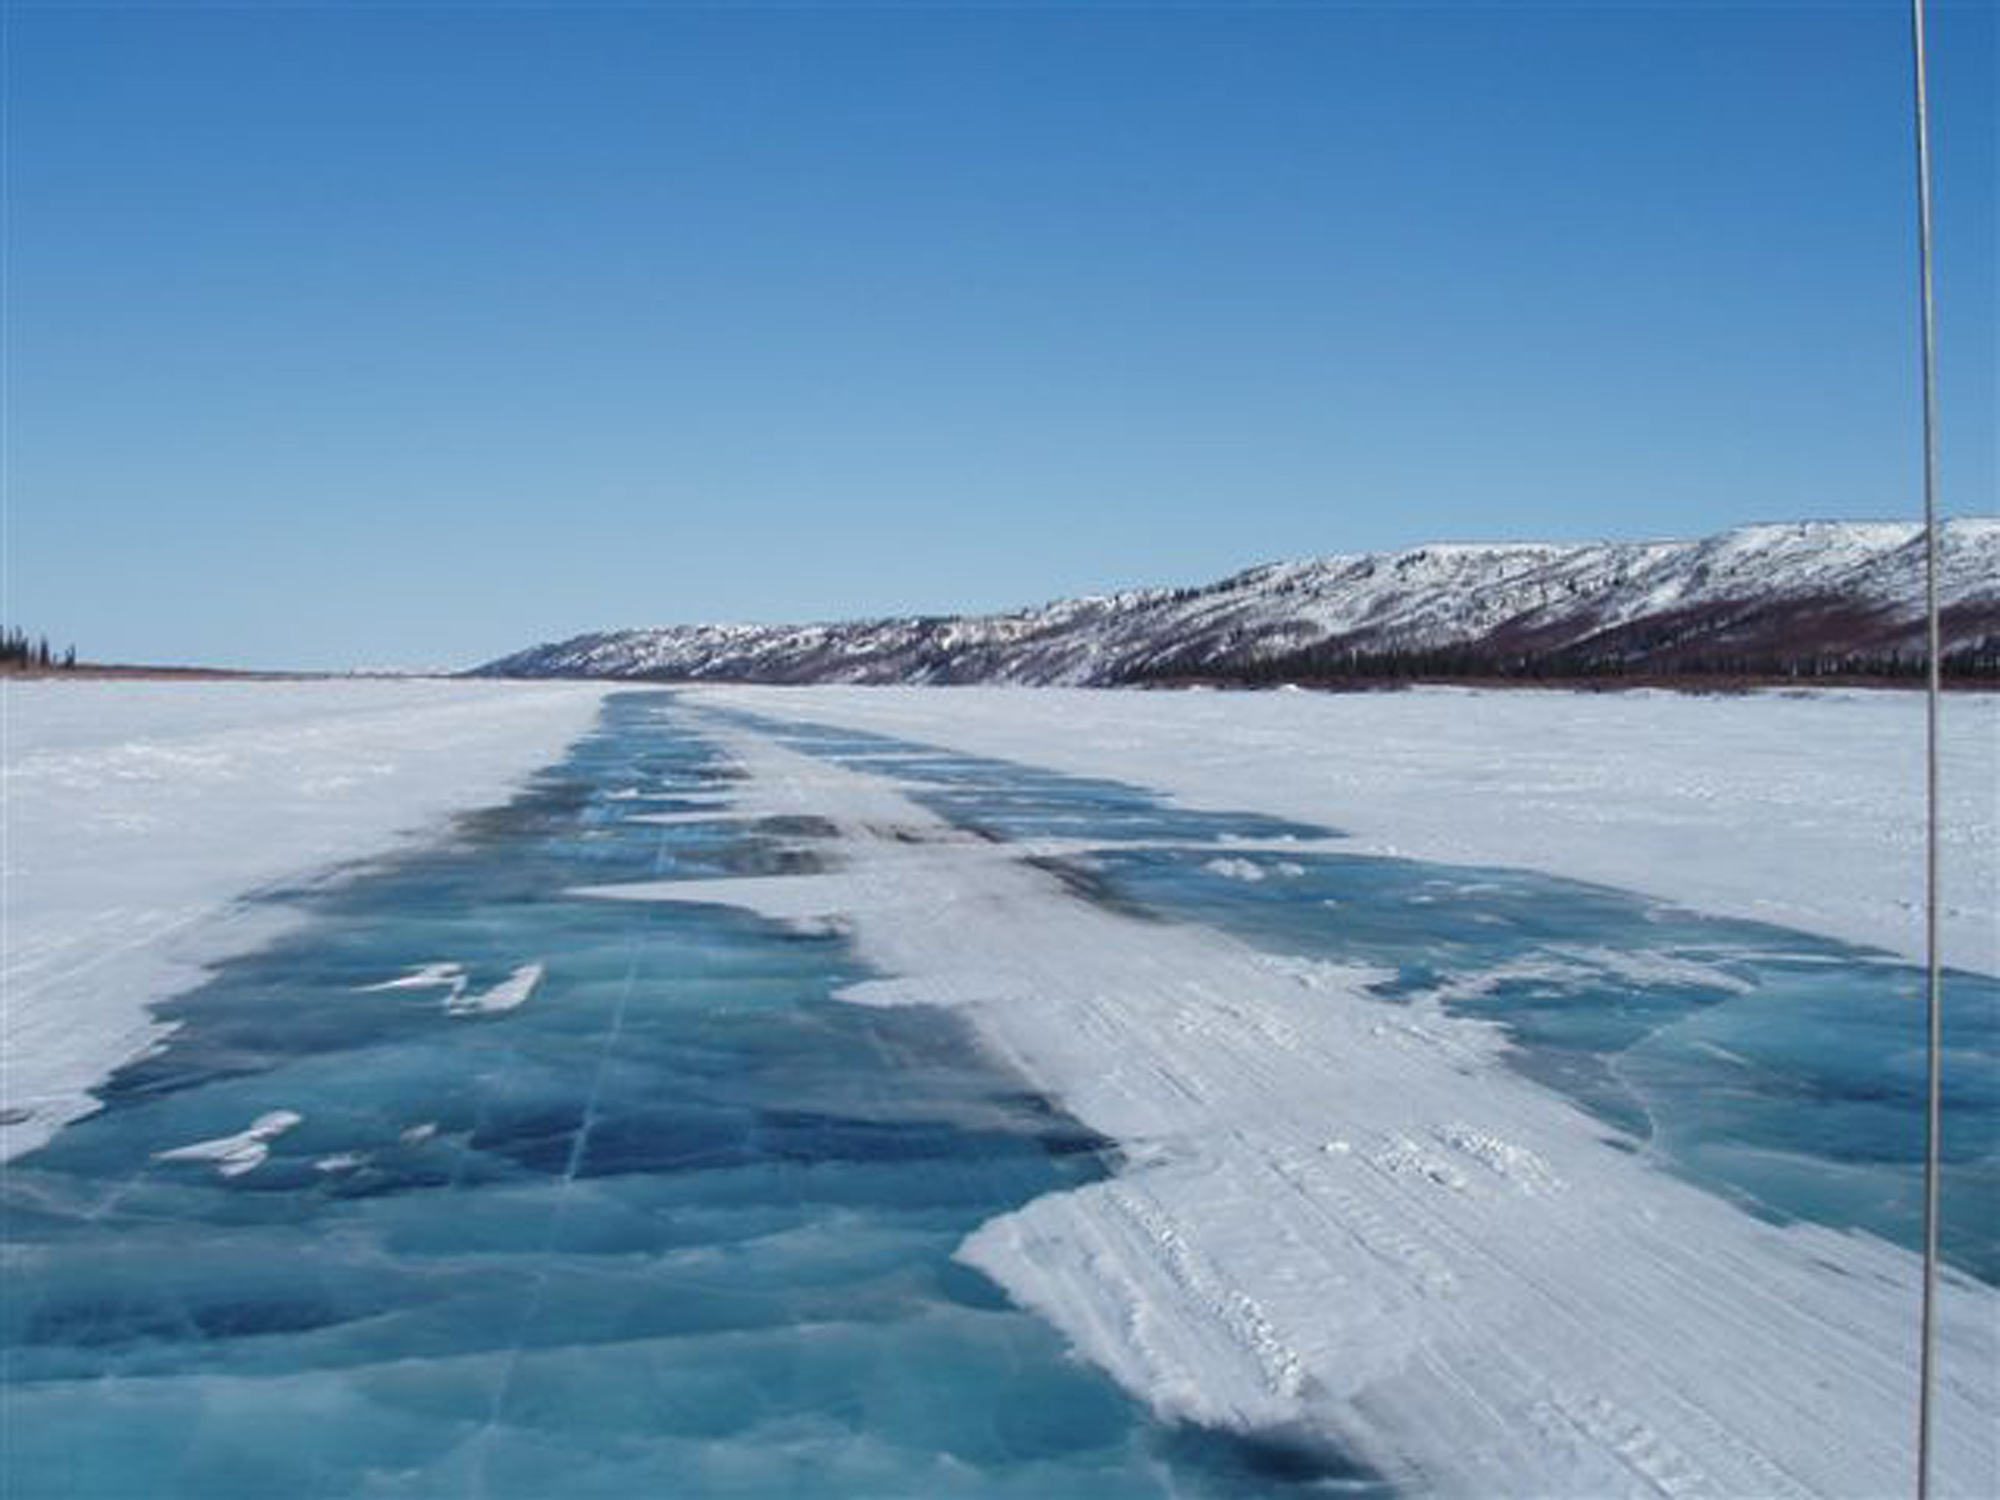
top-left (4, 690), bottom-right (1994, 1496)
top-left (5, 695), bottom-right (1360, 1497)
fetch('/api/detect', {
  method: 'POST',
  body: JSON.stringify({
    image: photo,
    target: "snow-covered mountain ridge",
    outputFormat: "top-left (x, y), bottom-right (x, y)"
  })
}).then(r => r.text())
top-left (479, 519), bottom-right (1999, 684)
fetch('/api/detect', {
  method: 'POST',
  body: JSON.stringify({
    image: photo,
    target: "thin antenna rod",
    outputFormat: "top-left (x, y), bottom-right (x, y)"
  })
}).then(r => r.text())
top-left (1908, 2), bottom-right (1944, 1497)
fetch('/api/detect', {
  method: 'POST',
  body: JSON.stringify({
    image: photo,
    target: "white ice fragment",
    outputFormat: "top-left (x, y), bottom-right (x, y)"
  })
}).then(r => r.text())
top-left (361, 962), bottom-right (466, 993)
top-left (155, 1109), bottom-right (302, 1178)
top-left (444, 961), bottom-right (544, 1016)
top-left (1204, 857), bottom-right (1267, 882)
top-left (399, 1122), bottom-right (438, 1144)
top-left (314, 1152), bottom-right (367, 1173)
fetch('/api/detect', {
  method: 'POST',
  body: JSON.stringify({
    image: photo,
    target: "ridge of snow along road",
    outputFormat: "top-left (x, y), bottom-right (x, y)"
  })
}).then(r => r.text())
top-left (0, 678), bottom-right (614, 1161)
top-left (578, 718), bottom-right (1998, 1497)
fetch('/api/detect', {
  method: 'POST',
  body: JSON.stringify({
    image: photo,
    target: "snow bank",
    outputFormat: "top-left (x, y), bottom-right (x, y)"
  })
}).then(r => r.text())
top-left (1, 678), bottom-right (609, 1159)
top-left (698, 685), bottom-right (1999, 975)
top-left (583, 719), bottom-right (1997, 1496)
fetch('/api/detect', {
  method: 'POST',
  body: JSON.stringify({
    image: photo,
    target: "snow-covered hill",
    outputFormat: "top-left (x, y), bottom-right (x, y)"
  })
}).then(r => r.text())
top-left (478, 519), bottom-right (1999, 684)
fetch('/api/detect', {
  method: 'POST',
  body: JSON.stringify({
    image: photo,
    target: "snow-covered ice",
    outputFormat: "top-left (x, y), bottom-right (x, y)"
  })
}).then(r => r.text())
top-left (1, 677), bottom-right (610, 1158)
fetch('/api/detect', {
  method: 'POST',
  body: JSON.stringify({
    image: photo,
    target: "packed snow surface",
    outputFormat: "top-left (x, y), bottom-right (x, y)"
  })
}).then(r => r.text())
top-left (1, 678), bottom-right (610, 1159)
top-left (701, 684), bottom-right (1999, 975)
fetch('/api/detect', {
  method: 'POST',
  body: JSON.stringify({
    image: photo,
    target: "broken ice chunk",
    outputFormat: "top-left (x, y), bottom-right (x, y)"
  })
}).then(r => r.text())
top-left (360, 962), bottom-right (467, 992)
top-left (444, 961), bottom-right (544, 1016)
top-left (155, 1110), bottom-right (302, 1178)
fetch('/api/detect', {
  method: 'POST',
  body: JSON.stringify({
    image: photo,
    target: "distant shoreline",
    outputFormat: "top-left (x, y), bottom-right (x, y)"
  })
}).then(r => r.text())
top-left (0, 664), bottom-right (422, 683)
top-left (8, 664), bottom-right (1990, 693)
top-left (484, 669), bottom-right (1997, 694)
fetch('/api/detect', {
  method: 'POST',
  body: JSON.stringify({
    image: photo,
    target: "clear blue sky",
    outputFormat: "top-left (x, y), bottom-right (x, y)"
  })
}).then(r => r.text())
top-left (5, 1), bottom-right (1993, 670)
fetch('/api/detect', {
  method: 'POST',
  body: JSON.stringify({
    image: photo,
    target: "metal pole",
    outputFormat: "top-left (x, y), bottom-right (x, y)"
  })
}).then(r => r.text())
top-left (1907, 2), bottom-right (1943, 1496)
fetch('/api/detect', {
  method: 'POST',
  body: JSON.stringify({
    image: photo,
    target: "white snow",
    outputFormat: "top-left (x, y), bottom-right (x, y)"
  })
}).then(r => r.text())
top-left (358, 958), bottom-right (545, 1015)
top-left (153, 1109), bottom-right (302, 1179)
top-left (444, 961), bottom-right (544, 1016)
top-left (577, 710), bottom-right (1998, 1496)
top-left (1, 677), bottom-right (610, 1160)
top-left (1203, 856), bottom-right (1269, 882)
top-left (361, 961), bottom-right (469, 992)
top-left (699, 684), bottom-right (2000, 975)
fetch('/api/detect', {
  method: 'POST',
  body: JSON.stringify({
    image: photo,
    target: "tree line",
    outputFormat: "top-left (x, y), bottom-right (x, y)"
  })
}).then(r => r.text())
top-left (1121, 635), bottom-right (2000, 689)
top-left (3, 627), bottom-right (79, 671)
